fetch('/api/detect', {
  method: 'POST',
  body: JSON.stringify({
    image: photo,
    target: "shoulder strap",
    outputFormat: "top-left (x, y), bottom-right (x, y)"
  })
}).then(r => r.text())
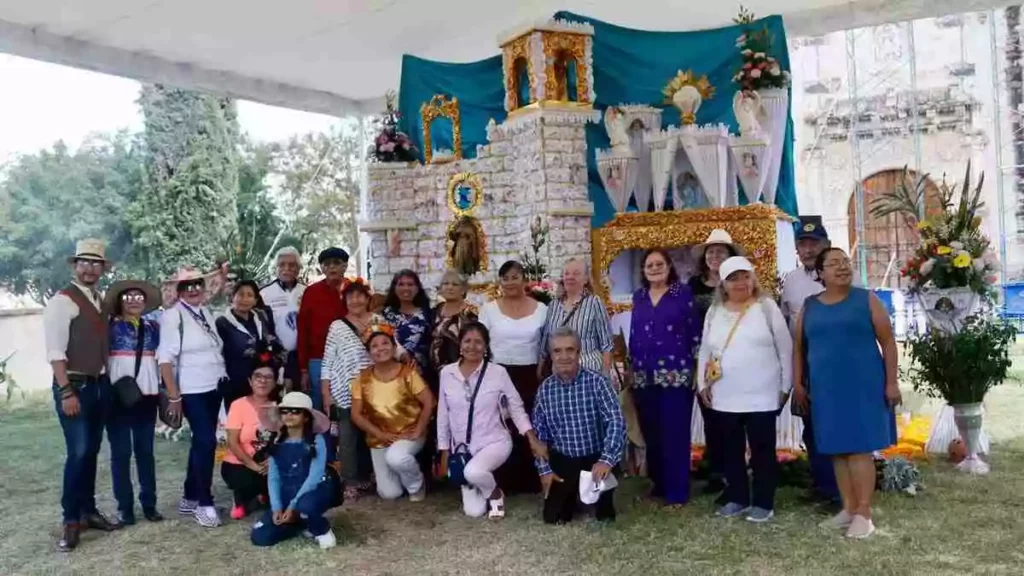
top-left (720, 303), bottom-right (751, 354)
top-left (133, 320), bottom-right (146, 378)
top-left (560, 295), bottom-right (586, 327)
top-left (464, 360), bottom-right (490, 447)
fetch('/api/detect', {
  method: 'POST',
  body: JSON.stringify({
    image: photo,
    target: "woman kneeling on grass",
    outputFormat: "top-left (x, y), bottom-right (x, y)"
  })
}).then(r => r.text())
top-left (250, 392), bottom-right (343, 549)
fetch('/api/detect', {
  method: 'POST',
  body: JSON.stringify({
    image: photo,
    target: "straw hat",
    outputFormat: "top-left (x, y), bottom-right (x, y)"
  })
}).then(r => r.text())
top-left (104, 280), bottom-right (163, 315)
top-left (67, 238), bottom-right (108, 264)
top-left (165, 267), bottom-right (206, 285)
top-left (691, 229), bottom-right (745, 260)
top-left (277, 392), bottom-right (331, 434)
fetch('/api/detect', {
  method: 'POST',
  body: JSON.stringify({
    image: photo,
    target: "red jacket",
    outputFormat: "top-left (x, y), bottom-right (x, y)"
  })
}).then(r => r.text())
top-left (296, 279), bottom-right (348, 368)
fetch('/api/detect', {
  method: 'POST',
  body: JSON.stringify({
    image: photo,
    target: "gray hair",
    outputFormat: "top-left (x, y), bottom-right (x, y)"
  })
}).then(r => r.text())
top-left (714, 268), bottom-right (763, 304)
top-left (275, 246), bottom-right (301, 263)
top-left (548, 326), bottom-right (582, 351)
top-left (440, 269), bottom-right (469, 293)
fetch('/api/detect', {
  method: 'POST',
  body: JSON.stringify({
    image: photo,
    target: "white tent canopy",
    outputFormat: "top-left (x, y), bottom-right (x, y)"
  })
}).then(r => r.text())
top-left (0, 0), bottom-right (1013, 116)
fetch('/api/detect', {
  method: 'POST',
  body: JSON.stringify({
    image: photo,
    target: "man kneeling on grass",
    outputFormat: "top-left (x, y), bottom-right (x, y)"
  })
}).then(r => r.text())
top-left (533, 327), bottom-right (626, 524)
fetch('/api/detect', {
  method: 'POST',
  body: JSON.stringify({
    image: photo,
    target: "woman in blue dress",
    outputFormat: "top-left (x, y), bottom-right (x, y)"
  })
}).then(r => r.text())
top-left (793, 247), bottom-right (900, 540)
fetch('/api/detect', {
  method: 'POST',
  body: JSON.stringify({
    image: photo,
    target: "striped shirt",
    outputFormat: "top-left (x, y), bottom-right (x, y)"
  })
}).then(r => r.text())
top-left (539, 294), bottom-right (613, 373)
top-left (321, 319), bottom-right (372, 408)
top-left (532, 368), bottom-right (626, 475)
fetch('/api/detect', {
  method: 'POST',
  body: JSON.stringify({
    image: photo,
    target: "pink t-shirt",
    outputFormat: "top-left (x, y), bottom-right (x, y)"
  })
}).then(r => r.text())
top-left (223, 397), bottom-right (274, 465)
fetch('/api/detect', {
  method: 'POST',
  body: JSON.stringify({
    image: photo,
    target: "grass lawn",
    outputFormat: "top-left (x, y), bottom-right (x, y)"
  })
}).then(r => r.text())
top-left (3, 375), bottom-right (1024, 574)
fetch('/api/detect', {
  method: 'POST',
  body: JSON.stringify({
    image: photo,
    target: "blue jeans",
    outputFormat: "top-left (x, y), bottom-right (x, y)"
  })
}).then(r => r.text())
top-left (53, 376), bottom-right (111, 523)
top-left (307, 359), bottom-right (323, 411)
top-left (250, 478), bottom-right (338, 547)
top-left (802, 413), bottom-right (839, 500)
top-left (181, 389), bottom-right (221, 506)
top-left (107, 394), bottom-right (158, 516)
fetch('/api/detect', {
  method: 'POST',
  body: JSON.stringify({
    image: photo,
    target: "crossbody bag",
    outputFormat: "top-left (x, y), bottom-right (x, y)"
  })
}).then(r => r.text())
top-left (112, 320), bottom-right (147, 408)
top-left (448, 360), bottom-right (490, 486)
top-left (703, 302), bottom-right (753, 386)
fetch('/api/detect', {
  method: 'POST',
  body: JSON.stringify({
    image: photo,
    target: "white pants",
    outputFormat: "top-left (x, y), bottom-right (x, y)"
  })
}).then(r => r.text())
top-left (461, 439), bottom-right (512, 518)
top-left (371, 438), bottom-right (425, 500)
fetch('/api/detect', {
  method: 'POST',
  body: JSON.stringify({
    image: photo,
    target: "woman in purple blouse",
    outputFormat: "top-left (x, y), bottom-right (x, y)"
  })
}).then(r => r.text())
top-left (629, 249), bottom-right (701, 506)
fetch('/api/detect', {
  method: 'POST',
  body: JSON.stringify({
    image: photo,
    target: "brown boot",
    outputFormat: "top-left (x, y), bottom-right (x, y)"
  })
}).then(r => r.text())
top-left (58, 523), bottom-right (80, 552)
top-left (81, 511), bottom-right (122, 532)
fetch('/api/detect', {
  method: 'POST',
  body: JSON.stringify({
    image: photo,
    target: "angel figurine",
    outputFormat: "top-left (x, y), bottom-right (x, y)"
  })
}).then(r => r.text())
top-left (733, 91), bottom-right (763, 137)
top-left (604, 106), bottom-right (632, 151)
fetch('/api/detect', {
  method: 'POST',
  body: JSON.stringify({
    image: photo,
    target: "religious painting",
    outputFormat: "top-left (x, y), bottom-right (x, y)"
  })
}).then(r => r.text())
top-left (447, 216), bottom-right (487, 277)
top-left (741, 151), bottom-right (760, 181)
top-left (446, 172), bottom-right (482, 216)
top-left (674, 171), bottom-right (710, 210)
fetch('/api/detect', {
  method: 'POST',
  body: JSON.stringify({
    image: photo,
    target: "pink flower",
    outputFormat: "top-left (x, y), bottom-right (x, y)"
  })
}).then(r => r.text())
top-left (736, 34), bottom-right (748, 47)
top-left (741, 49), bottom-right (753, 56)
top-left (750, 69), bottom-right (762, 78)
top-left (744, 62), bottom-right (753, 69)
top-left (380, 142), bottom-right (396, 152)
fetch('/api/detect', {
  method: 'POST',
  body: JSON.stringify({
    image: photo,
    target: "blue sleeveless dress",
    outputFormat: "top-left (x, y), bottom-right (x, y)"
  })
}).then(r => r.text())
top-left (802, 288), bottom-right (896, 455)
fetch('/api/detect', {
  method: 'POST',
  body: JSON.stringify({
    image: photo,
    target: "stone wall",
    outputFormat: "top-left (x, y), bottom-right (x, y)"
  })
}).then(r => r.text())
top-left (363, 108), bottom-right (598, 296)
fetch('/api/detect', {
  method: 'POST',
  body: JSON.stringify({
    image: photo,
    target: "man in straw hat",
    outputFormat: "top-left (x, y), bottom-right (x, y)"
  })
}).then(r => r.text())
top-left (780, 215), bottom-right (839, 507)
top-left (44, 239), bottom-right (123, 551)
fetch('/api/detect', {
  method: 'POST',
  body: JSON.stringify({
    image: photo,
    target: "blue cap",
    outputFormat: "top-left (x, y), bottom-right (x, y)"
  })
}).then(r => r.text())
top-left (318, 247), bottom-right (349, 263)
top-left (796, 216), bottom-right (828, 242)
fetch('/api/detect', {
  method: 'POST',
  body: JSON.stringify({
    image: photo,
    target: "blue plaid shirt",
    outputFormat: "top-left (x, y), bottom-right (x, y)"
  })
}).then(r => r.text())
top-left (532, 367), bottom-right (626, 475)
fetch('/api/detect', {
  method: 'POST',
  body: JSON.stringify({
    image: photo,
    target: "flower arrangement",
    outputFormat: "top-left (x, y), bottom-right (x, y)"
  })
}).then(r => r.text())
top-left (870, 163), bottom-right (999, 299)
top-left (521, 215), bottom-right (550, 282)
top-left (904, 313), bottom-right (1017, 405)
top-left (527, 279), bottom-right (556, 305)
top-left (732, 6), bottom-right (791, 91)
top-left (368, 90), bottom-right (419, 163)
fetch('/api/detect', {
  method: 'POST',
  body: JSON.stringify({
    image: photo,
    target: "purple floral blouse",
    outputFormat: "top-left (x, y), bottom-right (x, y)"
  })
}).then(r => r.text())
top-left (629, 281), bottom-right (701, 389)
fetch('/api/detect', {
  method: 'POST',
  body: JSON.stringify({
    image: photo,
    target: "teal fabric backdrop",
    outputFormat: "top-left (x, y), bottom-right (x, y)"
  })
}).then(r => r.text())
top-left (398, 13), bottom-right (799, 227)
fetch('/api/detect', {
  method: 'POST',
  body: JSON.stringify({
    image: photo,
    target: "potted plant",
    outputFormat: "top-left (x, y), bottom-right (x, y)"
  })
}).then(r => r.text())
top-left (904, 314), bottom-right (1017, 474)
top-left (870, 162), bottom-right (999, 332)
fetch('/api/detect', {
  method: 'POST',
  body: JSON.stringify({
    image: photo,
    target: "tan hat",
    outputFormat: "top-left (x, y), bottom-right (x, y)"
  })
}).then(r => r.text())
top-left (104, 280), bottom-right (163, 315)
top-left (164, 267), bottom-right (206, 284)
top-left (692, 229), bottom-right (745, 260)
top-left (68, 238), bottom-right (108, 263)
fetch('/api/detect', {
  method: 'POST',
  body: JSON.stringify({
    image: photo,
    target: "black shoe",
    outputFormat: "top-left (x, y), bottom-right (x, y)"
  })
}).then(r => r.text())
top-left (702, 478), bottom-right (726, 495)
top-left (714, 492), bottom-right (730, 506)
top-left (58, 523), bottom-right (80, 552)
top-left (118, 512), bottom-right (137, 526)
top-left (143, 509), bottom-right (164, 523)
top-left (81, 511), bottom-right (122, 532)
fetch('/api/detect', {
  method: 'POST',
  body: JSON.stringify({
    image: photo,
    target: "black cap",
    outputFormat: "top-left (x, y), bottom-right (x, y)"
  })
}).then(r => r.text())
top-left (796, 216), bottom-right (828, 242)
top-left (318, 247), bottom-right (349, 263)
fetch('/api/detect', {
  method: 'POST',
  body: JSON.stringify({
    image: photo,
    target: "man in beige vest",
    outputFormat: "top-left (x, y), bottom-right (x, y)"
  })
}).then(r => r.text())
top-left (44, 239), bottom-right (122, 552)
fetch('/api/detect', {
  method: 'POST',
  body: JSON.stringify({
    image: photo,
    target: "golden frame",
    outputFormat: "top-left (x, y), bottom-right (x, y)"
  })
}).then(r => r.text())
top-left (542, 32), bottom-right (591, 105)
top-left (502, 35), bottom-right (534, 110)
top-left (420, 95), bottom-right (462, 165)
top-left (446, 172), bottom-right (483, 217)
top-left (444, 215), bottom-right (489, 274)
top-left (590, 205), bottom-right (792, 313)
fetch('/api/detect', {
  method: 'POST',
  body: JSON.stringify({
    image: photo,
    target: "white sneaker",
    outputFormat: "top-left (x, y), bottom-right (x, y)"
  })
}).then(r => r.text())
top-left (316, 529), bottom-right (337, 550)
top-left (845, 515), bottom-right (875, 539)
top-left (820, 510), bottom-right (854, 530)
top-left (178, 498), bottom-right (198, 515)
top-left (409, 487), bottom-right (426, 502)
top-left (193, 505), bottom-right (222, 528)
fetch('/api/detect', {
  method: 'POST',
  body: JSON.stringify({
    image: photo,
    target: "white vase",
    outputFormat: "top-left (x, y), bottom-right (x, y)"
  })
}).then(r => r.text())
top-left (952, 402), bottom-right (989, 475)
top-left (757, 88), bottom-right (789, 205)
top-left (917, 286), bottom-right (980, 333)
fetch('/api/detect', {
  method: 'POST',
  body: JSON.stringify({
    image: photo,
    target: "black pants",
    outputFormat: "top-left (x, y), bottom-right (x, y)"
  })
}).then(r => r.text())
top-left (543, 452), bottom-right (615, 525)
top-left (717, 410), bottom-right (778, 511)
top-left (220, 461), bottom-right (267, 505)
top-left (698, 399), bottom-right (723, 479)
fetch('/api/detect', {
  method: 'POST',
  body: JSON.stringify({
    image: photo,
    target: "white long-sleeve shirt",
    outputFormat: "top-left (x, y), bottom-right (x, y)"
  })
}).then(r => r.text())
top-left (697, 298), bottom-right (793, 413)
top-left (157, 302), bottom-right (226, 395)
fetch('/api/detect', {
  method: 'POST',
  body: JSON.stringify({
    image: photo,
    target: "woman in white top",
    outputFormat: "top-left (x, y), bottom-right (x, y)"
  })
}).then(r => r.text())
top-left (104, 280), bottom-right (163, 525)
top-left (478, 260), bottom-right (547, 494)
top-left (696, 257), bottom-right (792, 524)
top-left (157, 267), bottom-right (228, 528)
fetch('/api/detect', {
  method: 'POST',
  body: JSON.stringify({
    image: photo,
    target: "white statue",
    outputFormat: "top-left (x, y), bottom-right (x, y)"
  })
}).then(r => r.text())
top-left (733, 91), bottom-right (763, 137)
top-left (672, 85), bottom-right (703, 125)
top-left (604, 106), bottom-right (631, 150)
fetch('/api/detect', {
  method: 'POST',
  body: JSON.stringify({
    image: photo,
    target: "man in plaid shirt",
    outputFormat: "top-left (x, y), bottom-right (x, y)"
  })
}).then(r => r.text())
top-left (532, 326), bottom-right (626, 524)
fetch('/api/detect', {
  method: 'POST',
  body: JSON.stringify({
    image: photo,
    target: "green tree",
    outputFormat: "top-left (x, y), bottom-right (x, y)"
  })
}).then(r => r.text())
top-left (128, 85), bottom-right (240, 278)
top-left (0, 133), bottom-right (143, 302)
top-left (269, 122), bottom-right (362, 274)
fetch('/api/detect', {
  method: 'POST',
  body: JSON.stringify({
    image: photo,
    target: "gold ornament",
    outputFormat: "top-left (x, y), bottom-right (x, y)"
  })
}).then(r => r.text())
top-left (502, 35), bottom-right (534, 110)
top-left (662, 70), bottom-right (715, 125)
top-left (542, 33), bottom-right (590, 104)
top-left (591, 205), bottom-right (792, 311)
top-left (420, 95), bottom-right (462, 165)
top-left (447, 172), bottom-right (483, 216)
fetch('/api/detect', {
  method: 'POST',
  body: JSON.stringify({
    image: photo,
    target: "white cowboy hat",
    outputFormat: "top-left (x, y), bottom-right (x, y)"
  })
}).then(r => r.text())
top-left (103, 280), bottom-right (163, 315)
top-left (164, 267), bottom-right (206, 285)
top-left (277, 392), bottom-right (331, 435)
top-left (67, 238), bottom-right (108, 264)
top-left (719, 256), bottom-right (756, 283)
top-left (691, 229), bottom-right (745, 260)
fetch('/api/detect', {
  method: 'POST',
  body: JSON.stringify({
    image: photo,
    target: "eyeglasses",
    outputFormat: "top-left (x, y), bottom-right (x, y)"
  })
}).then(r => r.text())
top-left (121, 293), bottom-right (146, 303)
top-left (179, 281), bottom-right (205, 293)
top-left (251, 374), bottom-right (275, 383)
top-left (75, 259), bottom-right (105, 268)
top-left (279, 408), bottom-right (304, 416)
top-left (645, 262), bottom-right (667, 270)
top-left (823, 259), bottom-right (852, 269)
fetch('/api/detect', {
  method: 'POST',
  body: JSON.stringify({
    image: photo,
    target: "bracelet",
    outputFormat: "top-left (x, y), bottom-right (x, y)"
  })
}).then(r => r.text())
top-left (59, 387), bottom-right (77, 399)
top-left (167, 397), bottom-right (183, 404)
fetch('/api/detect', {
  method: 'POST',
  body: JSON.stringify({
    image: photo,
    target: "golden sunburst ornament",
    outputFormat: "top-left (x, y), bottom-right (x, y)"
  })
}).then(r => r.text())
top-left (662, 70), bottom-right (715, 125)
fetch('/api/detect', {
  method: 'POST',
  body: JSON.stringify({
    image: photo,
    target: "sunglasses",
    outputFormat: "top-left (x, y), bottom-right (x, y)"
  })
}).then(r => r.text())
top-left (279, 408), bottom-right (305, 416)
top-left (180, 281), bottom-right (205, 293)
top-left (121, 293), bottom-right (146, 303)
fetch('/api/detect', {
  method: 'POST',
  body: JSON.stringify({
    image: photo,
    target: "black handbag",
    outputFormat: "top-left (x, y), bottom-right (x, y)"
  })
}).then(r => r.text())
top-left (112, 320), bottom-right (146, 408)
top-left (447, 360), bottom-right (489, 486)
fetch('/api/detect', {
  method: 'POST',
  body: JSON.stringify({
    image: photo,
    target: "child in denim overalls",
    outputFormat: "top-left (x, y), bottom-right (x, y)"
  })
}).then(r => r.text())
top-left (251, 392), bottom-right (342, 548)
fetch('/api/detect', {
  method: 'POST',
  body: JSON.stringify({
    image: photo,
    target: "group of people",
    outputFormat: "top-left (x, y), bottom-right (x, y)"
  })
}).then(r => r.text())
top-left (45, 214), bottom-right (900, 553)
